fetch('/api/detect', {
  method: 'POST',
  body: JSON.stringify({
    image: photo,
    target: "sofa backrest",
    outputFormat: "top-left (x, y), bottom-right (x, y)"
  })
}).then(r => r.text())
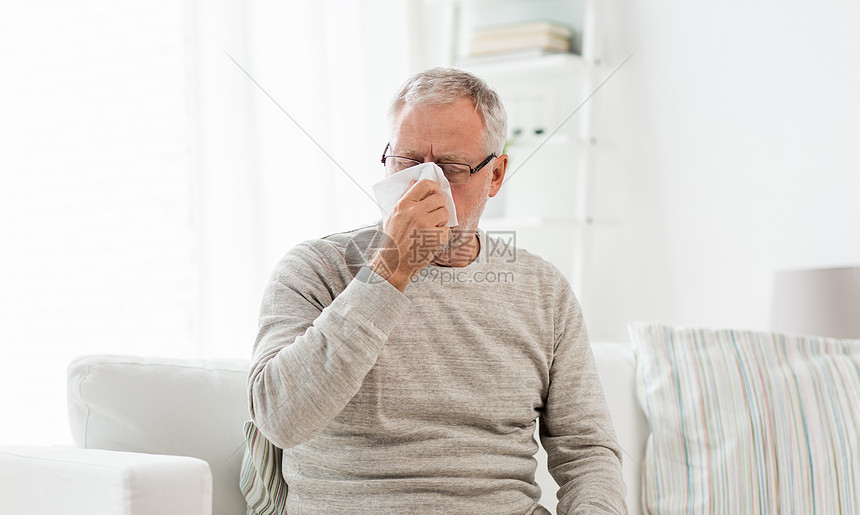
top-left (67, 346), bottom-right (647, 515)
top-left (67, 354), bottom-right (250, 515)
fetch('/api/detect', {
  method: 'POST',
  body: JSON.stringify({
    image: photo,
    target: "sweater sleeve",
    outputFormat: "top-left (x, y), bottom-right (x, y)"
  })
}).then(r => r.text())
top-left (539, 271), bottom-right (627, 515)
top-left (247, 243), bottom-right (409, 449)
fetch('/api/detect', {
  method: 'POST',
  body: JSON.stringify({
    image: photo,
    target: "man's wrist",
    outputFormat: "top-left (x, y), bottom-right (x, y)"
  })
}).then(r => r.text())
top-left (367, 257), bottom-right (412, 292)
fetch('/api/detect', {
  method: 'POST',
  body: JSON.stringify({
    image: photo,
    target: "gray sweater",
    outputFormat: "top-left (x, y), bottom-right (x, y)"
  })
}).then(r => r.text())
top-left (248, 226), bottom-right (626, 514)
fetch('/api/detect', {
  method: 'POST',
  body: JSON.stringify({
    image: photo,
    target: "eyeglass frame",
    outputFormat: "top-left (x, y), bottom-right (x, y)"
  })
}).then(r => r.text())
top-left (380, 143), bottom-right (497, 184)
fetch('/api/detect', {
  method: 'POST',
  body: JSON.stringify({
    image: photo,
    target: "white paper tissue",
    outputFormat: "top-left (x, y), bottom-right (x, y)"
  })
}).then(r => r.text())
top-left (371, 162), bottom-right (459, 227)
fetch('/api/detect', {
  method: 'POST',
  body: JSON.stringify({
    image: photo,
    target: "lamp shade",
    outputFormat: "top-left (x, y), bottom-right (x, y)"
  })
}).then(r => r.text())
top-left (770, 266), bottom-right (860, 339)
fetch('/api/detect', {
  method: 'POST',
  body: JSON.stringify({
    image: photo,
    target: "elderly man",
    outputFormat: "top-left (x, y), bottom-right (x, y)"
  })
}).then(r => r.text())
top-left (248, 68), bottom-right (626, 514)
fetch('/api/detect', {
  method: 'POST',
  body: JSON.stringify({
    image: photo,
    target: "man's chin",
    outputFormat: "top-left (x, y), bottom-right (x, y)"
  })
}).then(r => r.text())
top-left (432, 226), bottom-right (478, 265)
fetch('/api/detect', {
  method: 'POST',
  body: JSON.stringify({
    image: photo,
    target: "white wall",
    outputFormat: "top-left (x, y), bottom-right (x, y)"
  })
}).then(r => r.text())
top-left (581, 0), bottom-right (860, 340)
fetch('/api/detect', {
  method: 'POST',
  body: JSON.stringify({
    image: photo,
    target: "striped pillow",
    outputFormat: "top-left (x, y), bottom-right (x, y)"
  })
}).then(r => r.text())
top-left (631, 324), bottom-right (860, 513)
top-left (240, 420), bottom-right (288, 515)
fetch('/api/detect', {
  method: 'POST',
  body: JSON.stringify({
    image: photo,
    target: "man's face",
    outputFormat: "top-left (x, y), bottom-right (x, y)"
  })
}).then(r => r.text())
top-left (389, 97), bottom-right (507, 241)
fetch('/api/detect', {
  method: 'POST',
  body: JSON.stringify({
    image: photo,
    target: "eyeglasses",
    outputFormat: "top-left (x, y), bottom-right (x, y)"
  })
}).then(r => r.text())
top-left (380, 143), bottom-right (496, 185)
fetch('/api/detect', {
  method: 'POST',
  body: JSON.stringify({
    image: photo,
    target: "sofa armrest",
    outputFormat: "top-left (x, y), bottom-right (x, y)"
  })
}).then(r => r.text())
top-left (0, 446), bottom-right (213, 515)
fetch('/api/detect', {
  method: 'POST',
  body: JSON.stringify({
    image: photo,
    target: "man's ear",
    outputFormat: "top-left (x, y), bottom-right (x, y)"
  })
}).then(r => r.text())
top-left (488, 154), bottom-right (508, 198)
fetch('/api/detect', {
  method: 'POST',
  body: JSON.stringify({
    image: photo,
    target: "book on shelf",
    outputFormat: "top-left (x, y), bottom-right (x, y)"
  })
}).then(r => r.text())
top-left (470, 33), bottom-right (570, 56)
top-left (469, 20), bottom-right (573, 58)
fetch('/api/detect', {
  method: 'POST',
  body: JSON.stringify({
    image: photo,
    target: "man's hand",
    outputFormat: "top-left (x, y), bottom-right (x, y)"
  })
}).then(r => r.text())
top-left (369, 179), bottom-right (451, 291)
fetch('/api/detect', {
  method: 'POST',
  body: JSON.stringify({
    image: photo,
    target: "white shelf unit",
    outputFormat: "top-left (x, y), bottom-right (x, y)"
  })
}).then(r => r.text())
top-left (450, 0), bottom-right (602, 294)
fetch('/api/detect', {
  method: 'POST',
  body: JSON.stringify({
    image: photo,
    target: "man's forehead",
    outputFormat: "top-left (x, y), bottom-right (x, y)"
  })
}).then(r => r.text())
top-left (390, 102), bottom-right (484, 160)
top-left (393, 99), bottom-right (482, 129)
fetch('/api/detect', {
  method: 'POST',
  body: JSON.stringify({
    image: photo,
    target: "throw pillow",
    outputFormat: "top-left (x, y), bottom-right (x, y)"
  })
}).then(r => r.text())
top-left (240, 420), bottom-right (288, 515)
top-left (631, 323), bottom-right (860, 513)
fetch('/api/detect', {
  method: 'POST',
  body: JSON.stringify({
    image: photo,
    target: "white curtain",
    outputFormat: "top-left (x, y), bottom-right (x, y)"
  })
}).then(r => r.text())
top-left (201, 0), bottom-right (418, 356)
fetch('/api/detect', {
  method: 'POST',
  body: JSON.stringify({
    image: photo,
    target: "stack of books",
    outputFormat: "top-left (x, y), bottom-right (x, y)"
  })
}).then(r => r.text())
top-left (469, 20), bottom-right (573, 59)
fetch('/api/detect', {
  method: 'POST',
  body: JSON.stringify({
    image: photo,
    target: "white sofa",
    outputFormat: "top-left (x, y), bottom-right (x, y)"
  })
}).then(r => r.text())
top-left (0, 344), bottom-right (647, 515)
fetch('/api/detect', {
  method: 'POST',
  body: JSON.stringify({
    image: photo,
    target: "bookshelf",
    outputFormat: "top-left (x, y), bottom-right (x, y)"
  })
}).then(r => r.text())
top-left (437, 0), bottom-right (604, 294)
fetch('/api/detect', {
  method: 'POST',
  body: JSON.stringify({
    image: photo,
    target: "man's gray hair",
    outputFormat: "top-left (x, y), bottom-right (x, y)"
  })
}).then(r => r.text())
top-left (387, 67), bottom-right (508, 155)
